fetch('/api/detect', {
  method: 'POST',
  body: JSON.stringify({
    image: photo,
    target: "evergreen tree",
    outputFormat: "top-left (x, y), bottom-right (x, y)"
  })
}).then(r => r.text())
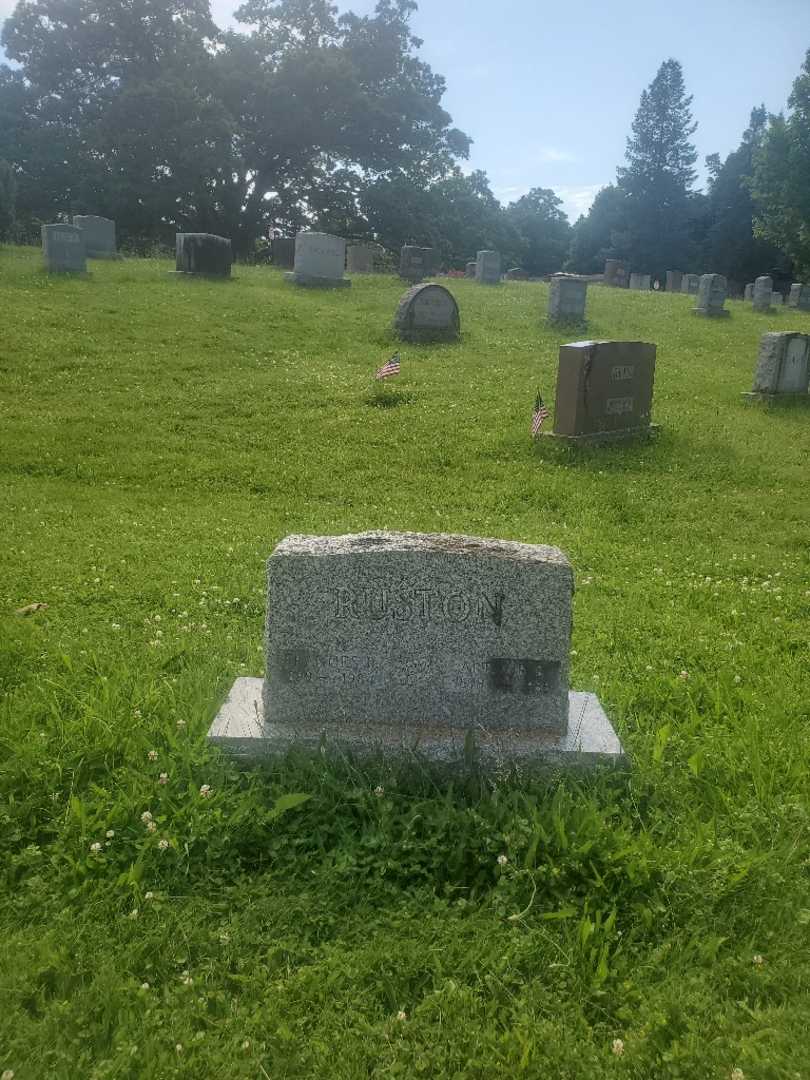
top-left (616, 58), bottom-right (698, 276)
top-left (565, 185), bottom-right (625, 273)
top-left (751, 49), bottom-right (810, 277)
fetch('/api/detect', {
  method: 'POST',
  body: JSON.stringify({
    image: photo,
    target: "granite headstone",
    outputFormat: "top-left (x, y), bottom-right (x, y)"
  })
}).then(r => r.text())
top-left (346, 244), bottom-right (376, 274)
top-left (73, 215), bottom-right (117, 259)
top-left (693, 273), bottom-right (730, 317)
top-left (270, 237), bottom-right (295, 269)
top-left (475, 250), bottom-right (501, 285)
top-left (285, 232), bottom-right (350, 288)
top-left (400, 245), bottom-right (437, 283)
top-left (744, 283), bottom-right (754, 302)
top-left (208, 531), bottom-right (626, 768)
top-left (788, 283), bottom-right (810, 310)
top-left (548, 340), bottom-right (657, 441)
top-left (41, 224), bottom-right (87, 273)
top-left (666, 270), bottom-right (683, 293)
top-left (681, 274), bottom-right (701, 295)
top-left (743, 332), bottom-right (810, 400)
top-left (629, 273), bottom-right (651, 291)
top-left (548, 274), bottom-right (588, 322)
top-left (604, 260), bottom-right (627, 288)
top-left (752, 275), bottom-right (773, 313)
top-left (465, 261), bottom-right (477, 278)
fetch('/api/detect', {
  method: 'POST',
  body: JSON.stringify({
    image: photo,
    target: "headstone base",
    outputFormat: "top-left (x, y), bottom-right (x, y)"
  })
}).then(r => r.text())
top-left (88, 252), bottom-right (124, 260)
top-left (741, 391), bottom-right (809, 404)
top-left (540, 424), bottom-right (660, 445)
top-left (692, 309), bottom-right (731, 318)
top-left (208, 677), bottom-right (627, 769)
top-left (284, 271), bottom-right (351, 288)
top-left (168, 271), bottom-right (233, 280)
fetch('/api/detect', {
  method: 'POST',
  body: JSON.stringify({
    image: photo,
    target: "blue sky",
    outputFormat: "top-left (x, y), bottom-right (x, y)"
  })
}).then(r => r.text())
top-left (3, 0), bottom-right (809, 220)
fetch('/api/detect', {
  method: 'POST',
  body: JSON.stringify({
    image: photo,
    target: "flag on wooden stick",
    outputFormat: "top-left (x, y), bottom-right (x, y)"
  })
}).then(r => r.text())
top-left (531, 390), bottom-right (550, 438)
top-left (375, 353), bottom-right (400, 380)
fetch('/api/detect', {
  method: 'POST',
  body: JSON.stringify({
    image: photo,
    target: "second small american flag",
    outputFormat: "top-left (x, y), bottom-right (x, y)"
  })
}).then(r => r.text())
top-left (375, 353), bottom-right (401, 380)
top-left (531, 391), bottom-right (550, 437)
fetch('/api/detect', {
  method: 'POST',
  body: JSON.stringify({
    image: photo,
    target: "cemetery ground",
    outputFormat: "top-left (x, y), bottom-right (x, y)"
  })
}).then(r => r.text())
top-left (1, 244), bottom-right (809, 1080)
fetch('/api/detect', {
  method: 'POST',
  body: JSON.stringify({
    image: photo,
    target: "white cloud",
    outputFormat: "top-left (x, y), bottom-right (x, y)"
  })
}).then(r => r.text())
top-left (555, 184), bottom-right (602, 220)
top-left (536, 146), bottom-right (576, 163)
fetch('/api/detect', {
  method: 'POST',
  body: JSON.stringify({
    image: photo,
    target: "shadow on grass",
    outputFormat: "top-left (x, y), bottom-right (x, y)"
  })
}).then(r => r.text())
top-left (365, 388), bottom-right (417, 408)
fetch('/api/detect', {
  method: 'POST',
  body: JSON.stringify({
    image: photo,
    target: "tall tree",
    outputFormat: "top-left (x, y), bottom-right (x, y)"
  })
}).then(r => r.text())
top-left (565, 185), bottom-right (626, 273)
top-left (616, 58), bottom-right (698, 276)
top-left (703, 107), bottom-right (790, 284)
top-left (505, 188), bottom-right (570, 276)
top-left (750, 49), bottom-right (810, 278)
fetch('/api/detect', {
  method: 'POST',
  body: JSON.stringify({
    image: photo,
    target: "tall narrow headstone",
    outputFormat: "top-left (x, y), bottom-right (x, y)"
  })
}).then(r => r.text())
top-left (789, 283), bottom-right (810, 310)
top-left (175, 233), bottom-right (232, 277)
top-left (629, 273), bottom-right (651, 291)
top-left (546, 340), bottom-right (657, 442)
top-left (208, 531), bottom-right (626, 768)
top-left (475, 250), bottom-right (501, 285)
top-left (693, 274), bottom-right (730, 317)
top-left (394, 284), bottom-right (460, 342)
top-left (400, 245), bottom-right (437, 283)
top-left (41, 224), bottom-right (87, 273)
top-left (744, 283), bottom-right (754, 302)
top-left (666, 270), bottom-right (683, 293)
top-left (285, 232), bottom-right (350, 288)
top-left (548, 275), bottom-right (588, 322)
top-left (73, 215), bottom-right (118, 258)
top-left (752, 275), bottom-right (773, 313)
top-left (270, 237), bottom-right (295, 269)
top-left (772, 291), bottom-right (783, 307)
top-left (604, 260), bottom-right (627, 288)
top-left (743, 332), bottom-right (810, 400)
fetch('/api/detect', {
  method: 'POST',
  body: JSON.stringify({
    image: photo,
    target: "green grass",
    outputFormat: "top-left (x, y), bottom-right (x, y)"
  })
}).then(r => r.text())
top-left (1, 244), bottom-right (809, 1079)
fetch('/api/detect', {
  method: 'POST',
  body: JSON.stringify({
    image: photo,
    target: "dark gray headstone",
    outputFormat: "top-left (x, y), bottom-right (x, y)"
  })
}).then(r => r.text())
top-left (465, 261), bottom-right (476, 278)
top-left (270, 237), bottom-right (295, 269)
top-left (604, 260), bottom-right (627, 288)
top-left (73, 215), bottom-right (117, 258)
top-left (175, 233), bottom-right (232, 277)
top-left (400, 245), bottom-right (437, 283)
top-left (629, 273), bottom-right (651, 291)
top-left (693, 274), bottom-right (729, 317)
top-left (548, 275), bottom-right (587, 321)
top-left (394, 283), bottom-right (460, 342)
top-left (475, 250), bottom-right (501, 285)
top-left (666, 270), bottom-right (683, 293)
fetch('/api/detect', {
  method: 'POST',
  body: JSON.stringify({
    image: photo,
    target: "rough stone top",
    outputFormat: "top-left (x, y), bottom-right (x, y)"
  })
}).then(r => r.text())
top-left (564, 339), bottom-right (651, 348)
top-left (272, 531), bottom-right (571, 566)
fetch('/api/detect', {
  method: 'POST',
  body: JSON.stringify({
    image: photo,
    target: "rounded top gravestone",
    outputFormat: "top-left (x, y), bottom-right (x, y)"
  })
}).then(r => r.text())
top-left (394, 284), bottom-right (460, 342)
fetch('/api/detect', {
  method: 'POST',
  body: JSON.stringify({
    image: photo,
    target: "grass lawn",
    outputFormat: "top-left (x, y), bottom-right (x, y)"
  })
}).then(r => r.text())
top-left (1, 244), bottom-right (809, 1079)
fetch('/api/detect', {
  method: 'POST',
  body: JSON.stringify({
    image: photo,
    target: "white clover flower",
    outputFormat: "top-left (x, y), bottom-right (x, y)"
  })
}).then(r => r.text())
top-left (158, 773), bottom-right (168, 785)
top-left (2, 1070), bottom-right (15, 1080)
top-left (611, 1038), bottom-right (624, 1056)
top-left (175, 1044), bottom-right (183, 1054)
top-left (141, 810), bottom-right (153, 825)
top-left (147, 750), bottom-right (158, 762)
top-left (396, 1010), bottom-right (407, 1022)
top-left (111, 622), bottom-right (121, 630)
top-left (734, 675), bottom-right (741, 685)
top-left (242, 1040), bottom-right (250, 1051)
top-left (146, 820), bottom-right (157, 833)
top-left (199, 784), bottom-right (212, 798)
top-left (678, 670), bottom-right (689, 680)
top-left (497, 854), bottom-right (508, 867)
top-left (106, 829), bottom-right (115, 838)
top-left (158, 838), bottom-right (170, 851)
top-left (144, 891), bottom-right (155, 901)
top-left (752, 954), bottom-right (765, 966)
top-left (182, 975), bottom-right (193, 986)
top-left (90, 841), bottom-right (102, 853)
top-left (128, 909), bottom-right (139, 920)
top-left (140, 982), bottom-right (150, 990)
top-left (374, 785), bottom-right (384, 798)
top-left (176, 719), bottom-right (187, 729)
top-left (731, 1070), bottom-right (745, 1080)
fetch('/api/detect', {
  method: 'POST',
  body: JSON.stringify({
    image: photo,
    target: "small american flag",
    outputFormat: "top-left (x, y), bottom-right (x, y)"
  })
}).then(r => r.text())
top-left (375, 352), bottom-right (400, 380)
top-left (531, 391), bottom-right (550, 437)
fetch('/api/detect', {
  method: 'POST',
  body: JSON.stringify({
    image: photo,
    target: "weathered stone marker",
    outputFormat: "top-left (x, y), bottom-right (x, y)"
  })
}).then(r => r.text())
top-left (772, 291), bottom-right (784, 307)
top-left (465, 261), bottom-right (476, 278)
top-left (506, 267), bottom-right (527, 280)
top-left (603, 259), bottom-right (627, 288)
top-left (681, 274), bottom-right (701, 294)
top-left (744, 283), bottom-right (754, 302)
top-left (73, 215), bottom-right (118, 258)
top-left (175, 233), bottom-right (232, 277)
top-left (629, 272), bottom-right (650, 291)
top-left (208, 531), bottom-right (626, 768)
top-left (285, 231), bottom-right (350, 288)
top-left (475, 250), bottom-right (501, 284)
top-left (743, 332), bottom-right (810, 401)
top-left (693, 273), bottom-right (730, 317)
top-left (400, 245), bottom-right (437, 283)
top-left (666, 270), bottom-right (683, 293)
top-left (346, 244), bottom-right (377, 274)
top-left (394, 283), bottom-right (460, 342)
top-left (548, 274), bottom-right (588, 322)
top-left (752, 275), bottom-right (773, 313)
top-left (41, 224), bottom-right (87, 273)
top-left (544, 340), bottom-right (658, 442)
top-left (270, 236), bottom-right (295, 269)
top-left (788, 283), bottom-right (810, 310)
